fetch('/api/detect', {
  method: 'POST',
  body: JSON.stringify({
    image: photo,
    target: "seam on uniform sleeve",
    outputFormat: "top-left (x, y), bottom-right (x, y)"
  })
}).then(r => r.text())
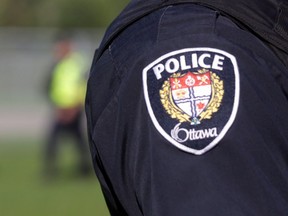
top-left (109, 45), bottom-right (122, 80)
top-left (275, 2), bottom-right (288, 40)
top-left (156, 5), bottom-right (172, 44)
top-left (91, 47), bottom-right (123, 130)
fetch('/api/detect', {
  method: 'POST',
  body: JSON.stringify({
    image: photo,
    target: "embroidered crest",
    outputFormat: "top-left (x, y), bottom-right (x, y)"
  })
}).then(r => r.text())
top-left (143, 48), bottom-right (240, 155)
top-left (160, 70), bottom-right (224, 125)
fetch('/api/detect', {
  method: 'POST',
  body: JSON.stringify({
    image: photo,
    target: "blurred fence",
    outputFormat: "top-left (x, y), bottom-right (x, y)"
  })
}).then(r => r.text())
top-left (0, 27), bottom-right (104, 139)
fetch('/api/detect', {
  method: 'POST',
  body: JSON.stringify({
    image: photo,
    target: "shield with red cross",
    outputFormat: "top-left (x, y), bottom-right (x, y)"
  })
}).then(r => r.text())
top-left (169, 71), bottom-right (212, 123)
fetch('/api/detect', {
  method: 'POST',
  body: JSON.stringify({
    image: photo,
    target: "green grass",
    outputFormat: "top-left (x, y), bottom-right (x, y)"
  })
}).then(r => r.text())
top-left (0, 138), bottom-right (109, 216)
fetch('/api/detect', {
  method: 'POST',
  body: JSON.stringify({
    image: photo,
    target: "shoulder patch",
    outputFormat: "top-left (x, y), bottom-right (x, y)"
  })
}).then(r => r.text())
top-left (143, 48), bottom-right (240, 155)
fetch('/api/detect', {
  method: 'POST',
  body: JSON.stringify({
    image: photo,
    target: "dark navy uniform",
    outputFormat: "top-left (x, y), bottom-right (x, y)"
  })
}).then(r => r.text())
top-left (86, 0), bottom-right (288, 215)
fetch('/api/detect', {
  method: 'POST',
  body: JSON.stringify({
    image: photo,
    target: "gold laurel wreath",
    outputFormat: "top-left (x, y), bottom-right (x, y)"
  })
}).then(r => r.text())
top-left (159, 70), bottom-right (224, 123)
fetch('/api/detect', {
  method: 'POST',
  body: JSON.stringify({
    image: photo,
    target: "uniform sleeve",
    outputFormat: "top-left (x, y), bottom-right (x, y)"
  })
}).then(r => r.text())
top-left (85, 49), bottom-right (128, 216)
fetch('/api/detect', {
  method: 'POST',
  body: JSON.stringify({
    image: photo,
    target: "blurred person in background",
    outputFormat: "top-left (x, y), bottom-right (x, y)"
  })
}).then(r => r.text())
top-left (86, 0), bottom-right (288, 215)
top-left (44, 33), bottom-right (90, 178)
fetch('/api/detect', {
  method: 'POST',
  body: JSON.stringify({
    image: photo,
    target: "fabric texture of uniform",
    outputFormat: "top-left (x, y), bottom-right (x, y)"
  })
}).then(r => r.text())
top-left (86, 1), bottom-right (288, 215)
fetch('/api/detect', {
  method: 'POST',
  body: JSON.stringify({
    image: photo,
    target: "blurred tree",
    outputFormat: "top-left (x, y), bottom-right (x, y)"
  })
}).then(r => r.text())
top-left (0, 0), bottom-right (129, 28)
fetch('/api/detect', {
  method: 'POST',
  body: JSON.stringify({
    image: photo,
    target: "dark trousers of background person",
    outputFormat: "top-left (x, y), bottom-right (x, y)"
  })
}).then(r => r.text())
top-left (45, 111), bottom-right (91, 178)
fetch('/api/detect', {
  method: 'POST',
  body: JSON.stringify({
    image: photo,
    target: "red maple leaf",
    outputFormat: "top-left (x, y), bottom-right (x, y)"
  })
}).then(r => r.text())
top-left (197, 102), bottom-right (205, 110)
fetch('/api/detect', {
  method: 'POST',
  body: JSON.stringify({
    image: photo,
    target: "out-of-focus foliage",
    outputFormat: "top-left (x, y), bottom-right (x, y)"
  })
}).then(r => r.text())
top-left (0, 0), bottom-right (130, 27)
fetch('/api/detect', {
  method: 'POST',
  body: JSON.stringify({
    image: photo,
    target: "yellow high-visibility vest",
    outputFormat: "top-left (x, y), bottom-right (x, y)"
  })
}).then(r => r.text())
top-left (50, 53), bottom-right (87, 108)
